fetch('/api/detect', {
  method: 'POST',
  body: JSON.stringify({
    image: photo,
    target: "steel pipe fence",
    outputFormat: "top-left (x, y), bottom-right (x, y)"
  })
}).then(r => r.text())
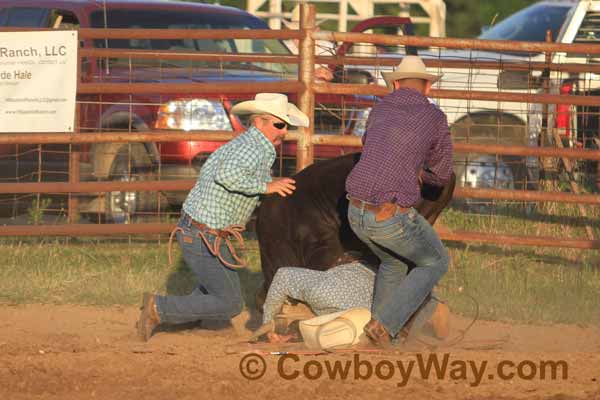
top-left (0, 133), bottom-right (599, 160)
top-left (0, 4), bottom-right (598, 250)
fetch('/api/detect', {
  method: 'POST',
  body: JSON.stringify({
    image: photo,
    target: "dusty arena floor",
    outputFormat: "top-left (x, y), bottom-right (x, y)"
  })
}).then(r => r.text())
top-left (0, 305), bottom-right (598, 400)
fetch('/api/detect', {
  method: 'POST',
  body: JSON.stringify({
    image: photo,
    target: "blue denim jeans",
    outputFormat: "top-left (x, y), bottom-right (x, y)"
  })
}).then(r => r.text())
top-left (155, 215), bottom-right (243, 325)
top-left (347, 201), bottom-right (449, 337)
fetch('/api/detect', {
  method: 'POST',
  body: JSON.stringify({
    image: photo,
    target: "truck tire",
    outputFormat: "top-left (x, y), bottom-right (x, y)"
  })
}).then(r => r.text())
top-left (106, 147), bottom-right (166, 223)
top-left (452, 113), bottom-right (536, 191)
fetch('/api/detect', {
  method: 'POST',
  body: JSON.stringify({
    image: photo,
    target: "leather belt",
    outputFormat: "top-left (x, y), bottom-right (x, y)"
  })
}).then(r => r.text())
top-left (349, 197), bottom-right (410, 214)
top-left (172, 213), bottom-right (247, 269)
top-left (189, 220), bottom-right (230, 239)
top-left (182, 213), bottom-right (230, 238)
top-left (349, 197), bottom-right (410, 222)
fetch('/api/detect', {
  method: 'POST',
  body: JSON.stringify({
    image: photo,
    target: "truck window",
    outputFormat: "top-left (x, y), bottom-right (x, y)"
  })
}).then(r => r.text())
top-left (2, 7), bottom-right (51, 27)
top-left (0, 9), bottom-right (8, 26)
top-left (50, 10), bottom-right (80, 30)
top-left (574, 11), bottom-right (600, 43)
top-left (89, 9), bottom-right (295, 74)
top-left (479, 3), bottom-right (571, 42)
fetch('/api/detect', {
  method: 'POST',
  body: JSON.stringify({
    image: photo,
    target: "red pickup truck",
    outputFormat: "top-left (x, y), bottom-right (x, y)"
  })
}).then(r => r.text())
top-left (0, 0), bottom-right (378, 222)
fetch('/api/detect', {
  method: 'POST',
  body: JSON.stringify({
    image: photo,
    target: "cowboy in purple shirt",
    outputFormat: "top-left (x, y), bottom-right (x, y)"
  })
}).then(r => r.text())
top-left (345, 55), bottom-right (453, 347)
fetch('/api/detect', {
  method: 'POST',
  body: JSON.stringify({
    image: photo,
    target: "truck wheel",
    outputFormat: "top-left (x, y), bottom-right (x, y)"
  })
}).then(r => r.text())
top-left (452, 113), bottom-right (535, 191)
top-left (106, 149), bottom-right (164, 223)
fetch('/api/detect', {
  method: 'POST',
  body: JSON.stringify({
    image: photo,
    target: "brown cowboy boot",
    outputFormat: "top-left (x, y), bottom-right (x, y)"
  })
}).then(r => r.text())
top-left (137, 293), bottom-right (161, 342)
top-left (363, 318), bottom-right (392, 348)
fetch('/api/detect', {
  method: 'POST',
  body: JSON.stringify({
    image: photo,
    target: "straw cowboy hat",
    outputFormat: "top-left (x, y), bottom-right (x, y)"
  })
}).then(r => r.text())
top-left (382, 55), bottom-right (442, 89)
top-left (231, 93), bottom-right (309, 127)
top-left (299, 308), bottom-right (371, 350)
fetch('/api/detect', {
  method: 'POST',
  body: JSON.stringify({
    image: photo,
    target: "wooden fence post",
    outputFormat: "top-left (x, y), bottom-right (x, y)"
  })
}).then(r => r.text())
top-left (296, 3), bottom-right (316, 171)
top-left (68, 103), bottom-right (81, 224)
top-left (68, 150), bottom-right (80, 224)
top-left (540, 29), bottom-right (557, 190)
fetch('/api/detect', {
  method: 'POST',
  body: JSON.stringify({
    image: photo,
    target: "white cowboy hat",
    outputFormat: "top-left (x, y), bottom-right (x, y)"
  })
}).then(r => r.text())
top-left (382, 55), bottom-right (442, 89)
top-left (231, 93), bottom-right (309, 128)
top-left (299, 307), bottom-right (371, 350)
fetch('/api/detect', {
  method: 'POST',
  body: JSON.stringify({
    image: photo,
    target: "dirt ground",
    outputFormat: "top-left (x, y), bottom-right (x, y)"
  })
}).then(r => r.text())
top-left (0, 305), bottom-right (598, 400)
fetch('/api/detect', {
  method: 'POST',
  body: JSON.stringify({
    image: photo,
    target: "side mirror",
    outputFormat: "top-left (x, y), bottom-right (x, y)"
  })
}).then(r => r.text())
top-left (497, 70), bottom-right (542, 90)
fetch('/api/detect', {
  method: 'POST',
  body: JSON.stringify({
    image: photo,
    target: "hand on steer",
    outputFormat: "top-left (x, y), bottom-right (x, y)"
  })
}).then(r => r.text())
top-left (266, 177), bottom-right (296, 197)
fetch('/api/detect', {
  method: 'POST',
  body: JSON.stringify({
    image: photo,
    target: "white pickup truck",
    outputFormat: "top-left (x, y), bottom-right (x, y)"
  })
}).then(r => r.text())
top-left (343, 0), bottom-right (600, 191)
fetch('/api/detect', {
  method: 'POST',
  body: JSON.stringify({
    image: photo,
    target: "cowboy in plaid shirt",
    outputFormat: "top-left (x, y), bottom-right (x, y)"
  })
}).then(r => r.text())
top-left (137, 93), bottom-right (309, 341)
top-left (346, 56), bottom-right (453, 347)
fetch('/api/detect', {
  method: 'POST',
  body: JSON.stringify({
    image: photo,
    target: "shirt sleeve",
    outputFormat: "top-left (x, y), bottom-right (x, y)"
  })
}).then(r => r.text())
top-left (214, 146), bottom-right (268, 195)
top-left (262, 267), bottom-right (314, 324)
top-left (421, 113), bottom-right (454, 187)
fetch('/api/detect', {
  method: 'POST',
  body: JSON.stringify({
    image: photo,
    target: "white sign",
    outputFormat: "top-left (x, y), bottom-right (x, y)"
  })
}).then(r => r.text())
top-left (0, 31), bottom-right (78, 132)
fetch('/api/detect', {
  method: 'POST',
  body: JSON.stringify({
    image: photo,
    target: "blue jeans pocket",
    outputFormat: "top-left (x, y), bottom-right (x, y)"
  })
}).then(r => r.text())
top-left (177, 228), bottom-right (207, 257)
top-left (367, 214), bottom-right (409, 240)
top-left (368, 208), bottom-right (422, 241)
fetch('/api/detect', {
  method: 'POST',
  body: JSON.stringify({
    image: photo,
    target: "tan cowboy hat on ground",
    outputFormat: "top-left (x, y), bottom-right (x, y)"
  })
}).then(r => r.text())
top-left (231, 93), bottom-right (310, 128)
top-left (300, 307), bottom-right (371, 350)
top-left (382, 55), bottom-right (442, 89)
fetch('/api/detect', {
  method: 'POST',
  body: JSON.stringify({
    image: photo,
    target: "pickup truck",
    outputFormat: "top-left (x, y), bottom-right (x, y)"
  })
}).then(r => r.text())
top-left (339, 0), bottom-right (600, 192)
top-left (0, 0), bottom-right (370, 222)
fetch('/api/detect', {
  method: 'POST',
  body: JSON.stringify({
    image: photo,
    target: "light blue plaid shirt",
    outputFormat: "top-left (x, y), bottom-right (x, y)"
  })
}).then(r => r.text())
top-left (182, 126), bottom-right (275, 229)
top-left (262, 262), bottom-right (376, 324)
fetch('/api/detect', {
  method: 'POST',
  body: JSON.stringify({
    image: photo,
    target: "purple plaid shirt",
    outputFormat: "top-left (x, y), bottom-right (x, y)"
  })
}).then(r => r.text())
top-left (346, 88), bottom-right (453, 207)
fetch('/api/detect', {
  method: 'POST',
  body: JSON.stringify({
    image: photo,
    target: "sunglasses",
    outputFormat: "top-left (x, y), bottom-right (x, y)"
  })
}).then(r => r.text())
top-left (272, 121), bottom-right (289, 130)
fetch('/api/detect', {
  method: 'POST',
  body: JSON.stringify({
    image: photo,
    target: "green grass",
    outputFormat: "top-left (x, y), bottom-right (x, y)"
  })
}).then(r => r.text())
top-left (440, 242), bottom-right (600, 325)
top-left (438, 201), bottom-right (600, 325)
top-left (0, 201), bottom-right (598, 326)
top-left (0, 239), bottom-right (264, 310)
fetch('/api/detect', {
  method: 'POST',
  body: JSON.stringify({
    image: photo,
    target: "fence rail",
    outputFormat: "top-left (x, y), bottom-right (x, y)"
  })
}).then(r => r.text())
top-left (314, 83), bottom-right (600, 107)
top-left (77, 81), bottom-right (304, 95)
top-left (0, 132), bottom-right (598, 160)
top-left (314, 30), bottom-right (600, 54)
top-left (317, 55), bottom-right (600, 74)
top-left (0, 223), bottom-right (596, 251)
top-left (0, 180), bottom-right (599, 206)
